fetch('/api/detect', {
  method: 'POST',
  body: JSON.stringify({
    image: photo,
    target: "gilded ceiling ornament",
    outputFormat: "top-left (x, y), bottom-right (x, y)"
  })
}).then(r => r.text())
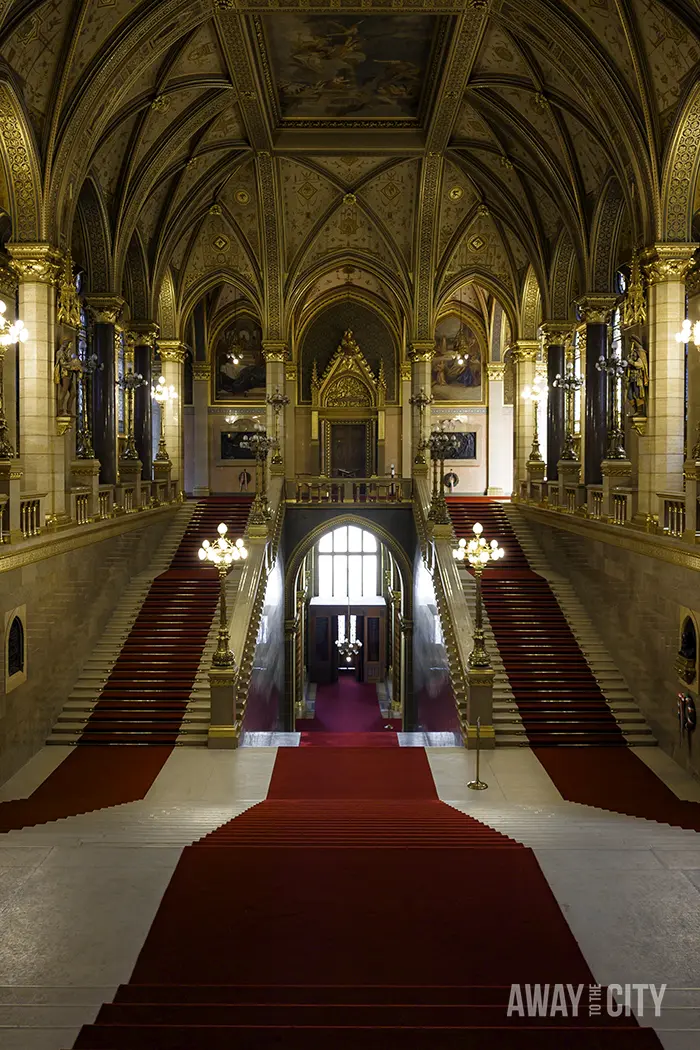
top-left (151, 94), bottom-right (170, 112)
top-left (56, 253), bottom-right (81, 328)
top-left (209, 203), bottom-right (223, 216)
top-left (499, 155), bottom-right (513, 170)
top-left (534, 92), bottom-right (550, 111)
top-left (476, 203), bottom-right (490, 216)
top-left (448, 186), bottom-right (463, 201)
top-left (235, 189), bottom-right (251, 205)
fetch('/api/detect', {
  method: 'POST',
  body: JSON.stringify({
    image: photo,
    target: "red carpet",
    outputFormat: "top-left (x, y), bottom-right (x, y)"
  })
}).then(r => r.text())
top-left (448, 498), bottom-right (625, 746)
top-left (535, 746), bottom-right (700, 830)
top-left (74, 746), bottom-right (661, 1048)
top-left (79, 497), bottom-right (252, 744)
top-left (296, 678), bottom-right (397, 736)
top-left (0, 747), bottom-right (172, 833)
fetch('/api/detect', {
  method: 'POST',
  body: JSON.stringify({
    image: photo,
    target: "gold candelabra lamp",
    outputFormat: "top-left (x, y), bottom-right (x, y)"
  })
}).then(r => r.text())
top-left (0, 300), bottom-right (29, 458)
top-left (552, 364), bottom-right (583, 461)
top-left (521, 374), bottom-right (546, 462)
top-left (409, 386), bottom-right (433, 465)
top-left (427, 423), bottom-right (459, 524)
top-left (151, 374), bottom-right (178, 462)
top-left (198, 523), bottom-right (248, 668)
top-left (266, 386), bottom-right (290, 466)
top-left (76, 353), bottom-right (103, 460)
top-left (118, 368), bottom-right (148, 460)
top-left (453, 522), bottom-right (505, 668)
top-left (241, 423), bottom-right (275, 523)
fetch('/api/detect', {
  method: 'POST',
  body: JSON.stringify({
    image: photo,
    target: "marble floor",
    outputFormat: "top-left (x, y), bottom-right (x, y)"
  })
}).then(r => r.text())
top-left (0, 745), bottom-right (699, 1049)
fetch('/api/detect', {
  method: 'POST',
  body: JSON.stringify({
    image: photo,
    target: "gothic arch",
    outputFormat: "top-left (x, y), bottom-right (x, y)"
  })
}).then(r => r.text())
top-left (74, 177), bottom-right (112, 293)
top-left (519, 265), bottom-right (542, 340)
top-left (661, 81), bottom-right (700, 242)
top-left (157, 269), bottom-right (178, 339)
top-left (284, 514), bottom-right (413, 621)
top-left (550, 229), bottom-right (579, 320)
top-left (590, 176), bottom-right (625, 292)
top-left (438, 271), bottom-right (519, 342)
top-left (0, 74), bottom-right (42, 242)
top-left (122, 232), bottom-right (149, 319)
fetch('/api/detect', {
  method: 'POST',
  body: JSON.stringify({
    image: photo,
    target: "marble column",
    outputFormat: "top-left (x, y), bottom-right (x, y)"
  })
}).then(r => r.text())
top-left (86, 296), bottom-right (124, 486)
top-left (192, 362), bottom-right (210, 497)
top-left (8, 244), bottom-right (62, 518)
top-left (540, 322), bottom-right (570, 481)
top-left (641, 244), bottom-right (697, 517)
top-left (512, 340), bottom-right (538, 486)
top-left (156, 340), bottom-right (186, 487)
top-left (576, 295), bottom-right (616, 487)
top-left (263, 341), bottom-right (287, 478)
top-left (486, 362), bottom-right (513, 494)
top-left (129, 323), bottom-right (158, 481)
top-left (409, 341), bottom-right (434, 476)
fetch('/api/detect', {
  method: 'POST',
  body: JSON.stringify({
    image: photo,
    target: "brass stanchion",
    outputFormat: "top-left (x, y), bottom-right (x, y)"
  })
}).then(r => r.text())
top-left (467, 716), bottom-right (488, 791)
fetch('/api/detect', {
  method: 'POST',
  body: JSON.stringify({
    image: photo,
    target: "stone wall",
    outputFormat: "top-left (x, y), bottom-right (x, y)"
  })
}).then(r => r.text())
top-left (411, 547), bottom-right (458, 734)
top-left (521, 510), bottom-right (700, 780)
top-left (0, 510), bottom-right (179, 785)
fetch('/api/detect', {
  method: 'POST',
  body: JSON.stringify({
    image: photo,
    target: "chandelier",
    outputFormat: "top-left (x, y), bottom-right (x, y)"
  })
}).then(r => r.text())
top-left (336, 607), bottom-right (362, 664)
top-left (453, 325), bottom-right (470, 366)
top-left (0, 301), bottom-right (29, 345)
top-left (675, 318), bottom-right (700, 348)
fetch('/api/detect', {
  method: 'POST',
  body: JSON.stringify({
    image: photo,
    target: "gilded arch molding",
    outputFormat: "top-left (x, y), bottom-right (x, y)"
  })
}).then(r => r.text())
top-left (0, 79), bottom-right (41, 242)
top-left (662, 82), bottom-right (700, 242)
top-left (590, 176), bottom-right (625, 292)
top-left (157, 270), bottom-right (178, 340)
top-left (519, 265), bottom-right (542, 340)
top-left (75, 177), bottom-right (112, 293)
top-left (284, 513), bottom-right (413, 622)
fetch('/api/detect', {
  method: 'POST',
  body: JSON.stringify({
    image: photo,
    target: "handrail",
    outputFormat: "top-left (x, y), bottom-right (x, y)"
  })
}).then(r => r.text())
top-left (287, 475), bottom-right (412, 504)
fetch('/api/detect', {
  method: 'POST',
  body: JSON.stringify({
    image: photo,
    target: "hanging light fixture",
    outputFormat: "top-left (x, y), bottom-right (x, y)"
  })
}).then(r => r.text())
top-left (453, 324), bottom-right (470, 366)
top-left (336, 598), bottom-right (363, 665)
top-left (675, 318), bottom-right (700, 348)
top-left (226, 297), bottom-right (244, 366)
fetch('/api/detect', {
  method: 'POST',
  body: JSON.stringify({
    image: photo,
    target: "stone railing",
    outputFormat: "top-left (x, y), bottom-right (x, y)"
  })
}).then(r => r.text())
top-left (287, 475), bottom-right (412, 505)
top-left (659, 492), bottom-right (685, 538)
top-left (0, 477), bottom-right (180, 545)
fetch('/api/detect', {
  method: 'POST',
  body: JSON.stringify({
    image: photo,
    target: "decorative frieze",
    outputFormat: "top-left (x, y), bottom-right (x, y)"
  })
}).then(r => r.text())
top-left (193, 363), bottom-right (211, 382)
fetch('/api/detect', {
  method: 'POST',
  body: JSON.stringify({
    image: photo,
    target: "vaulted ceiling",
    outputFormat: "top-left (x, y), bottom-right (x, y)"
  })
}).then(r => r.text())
top-left (1, 0), bottom-right (698, 343)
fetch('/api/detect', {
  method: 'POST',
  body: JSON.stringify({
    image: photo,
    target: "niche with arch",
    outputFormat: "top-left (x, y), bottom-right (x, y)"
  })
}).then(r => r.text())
top-left (676, 612), bottom-right (698, 686)
top-left (4, 605), bottom-right (27, 693)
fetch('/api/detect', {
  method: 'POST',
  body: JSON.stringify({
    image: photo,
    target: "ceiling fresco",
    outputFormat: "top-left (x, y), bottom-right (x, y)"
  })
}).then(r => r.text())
top-left (258, 14), bottom-right (441, 122)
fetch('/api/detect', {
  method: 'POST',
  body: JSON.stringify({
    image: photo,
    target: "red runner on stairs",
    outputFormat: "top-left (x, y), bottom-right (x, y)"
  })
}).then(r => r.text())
top-left (296, 678), bottom-right (400, 743)
top-left (79, 496), bottom-right (252, 745)
top-left (448, 497), bottom-right (625, 746)
top-left (73, 746), bottom-right (661, 1048)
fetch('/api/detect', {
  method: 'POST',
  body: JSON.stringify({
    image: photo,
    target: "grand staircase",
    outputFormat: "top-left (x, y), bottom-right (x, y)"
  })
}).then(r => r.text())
top-left (48, 497), bottom-right (252, 747)
top-left (447, 498), bottom-right (653, 747)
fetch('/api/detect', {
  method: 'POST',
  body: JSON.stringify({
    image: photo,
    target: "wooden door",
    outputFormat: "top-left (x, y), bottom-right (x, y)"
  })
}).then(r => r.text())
top-left (330, 424), bottom-right (366, 477)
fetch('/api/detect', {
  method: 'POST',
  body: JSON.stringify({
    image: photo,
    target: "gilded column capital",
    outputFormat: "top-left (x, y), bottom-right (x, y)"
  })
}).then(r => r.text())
top-left (85, 295), bottom-right (125, 325)
top-left (157, 339), bottom-right (187, 364)
top-left (575, 294), bottom-right (617, 324)
top-left (510, 339), bottom-right (539, 362)
top-left (538, 321), bottom-right (572, 345)
top-left (642, 244), bottom-right (697, 285)
top-left (284, 361), bottom-right (297, 382)
top-left (193, 363), bottom-right (211, 381)
top-left (7, 242), bottom-right (62, 284)
top-left (486, 362), bottom-right (506, 379)
top-left (408, 340), bottom-right (435, 362)
top-left (262, 341), bottom-right (288, 363)
top-left (128, 320), bottom-right (159, 347)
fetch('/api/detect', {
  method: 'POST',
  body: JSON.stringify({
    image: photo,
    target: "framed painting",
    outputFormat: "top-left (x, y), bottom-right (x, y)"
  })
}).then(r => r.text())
top-left (214, 315), bottom-right (266, 400)
top-left (431, 314), bottom-right (485, 402)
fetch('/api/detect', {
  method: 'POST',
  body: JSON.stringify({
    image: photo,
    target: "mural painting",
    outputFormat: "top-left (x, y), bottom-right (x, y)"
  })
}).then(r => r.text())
top-left (262, 14), bottom-right (438, 120)
top-left (431, 314), bottom-right (484, 402)
top-left (215, 315), bottom-right (266, 400)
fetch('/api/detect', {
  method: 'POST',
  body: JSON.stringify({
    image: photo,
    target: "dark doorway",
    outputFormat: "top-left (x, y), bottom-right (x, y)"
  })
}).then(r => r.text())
top-left (330, 423), bottom-right (367, 477)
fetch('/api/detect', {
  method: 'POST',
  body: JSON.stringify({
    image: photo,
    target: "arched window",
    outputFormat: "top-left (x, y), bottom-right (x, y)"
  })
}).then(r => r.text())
top-left (316, 525), bottom-right (378, 600)
top-left (7, 616), bottom-right (24, 677)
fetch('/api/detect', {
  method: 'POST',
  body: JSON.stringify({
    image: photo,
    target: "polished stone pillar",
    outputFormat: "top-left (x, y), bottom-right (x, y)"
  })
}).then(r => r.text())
top-left (641, 245), bottom-right (697, 517)
top-left (540, 322), bottom-right (570, 482)
top-left (400, 360), bottom-right (411, 478)
top-left (192, 362), bottom-right (210, 497)
top-left (409, 341), bottom-right (434, 476)
top-left (86, 296), bottom-right (124, 486)
top-left (486, 363), bottom-right (513, 494)
top-left (284, 362), bottom-right (297, 482)
top-left (157, 340), bottom-right (186, 486)
top-left (577, 296), bottom-right (615, 486)
top-left (130, 324), bottom-right (158, 481)
top-left (8, 244), bottom-right (62, 515)
top-left (512, 340), bottom-right (538, 486)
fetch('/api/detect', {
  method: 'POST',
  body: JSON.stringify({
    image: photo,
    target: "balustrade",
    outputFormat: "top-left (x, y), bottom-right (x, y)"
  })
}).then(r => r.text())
top-left (74, 492), bottom-right (90, 525)
top-left (660, 494), bottom-right (686, 537)
top-left (288, 476), bottom-right (411, 505)
top-left (19, 496), bottom-right (42, 538)
top-left (612, 492), bottom-right (628, 526)
top-left (589, 487), bottom-right (604, 520)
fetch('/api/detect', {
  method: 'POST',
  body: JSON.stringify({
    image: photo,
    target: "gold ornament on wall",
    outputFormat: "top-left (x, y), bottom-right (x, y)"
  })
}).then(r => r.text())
top-left (622, 251), bottom-right (646, 328)
top-left (56, 253), bottom-right (81, 328)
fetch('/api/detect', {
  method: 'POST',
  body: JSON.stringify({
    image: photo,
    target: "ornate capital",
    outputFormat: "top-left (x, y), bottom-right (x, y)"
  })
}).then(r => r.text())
top-left (575, 294), bottom-right (617, 324)
top-left (408, 340), bottom-right (435, 362)
top-left (85, 295), bottom-right (125, 326)
top-left (538, 321), bottom-right (572, 346)
top-left (262, 341), bottom-right (287, 363)
top-left (486, 362), bottom-right (506, 379)
top-left (400, 362), bottom-right (412, 382)
top-left (284, 362), bottom-right (297, 382)
top-left (7, 242), bottom-right (62, 284)
top-left (643, 243), bottom-right (697, 285)
top-left (193, 363), bottom-right (211, 381)
top-left (128, 320), bottom-right (159, 347)
top-left (157, 340), bottom-right (187, 364)
top-left (511, 340), bottom-right (539, 362)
